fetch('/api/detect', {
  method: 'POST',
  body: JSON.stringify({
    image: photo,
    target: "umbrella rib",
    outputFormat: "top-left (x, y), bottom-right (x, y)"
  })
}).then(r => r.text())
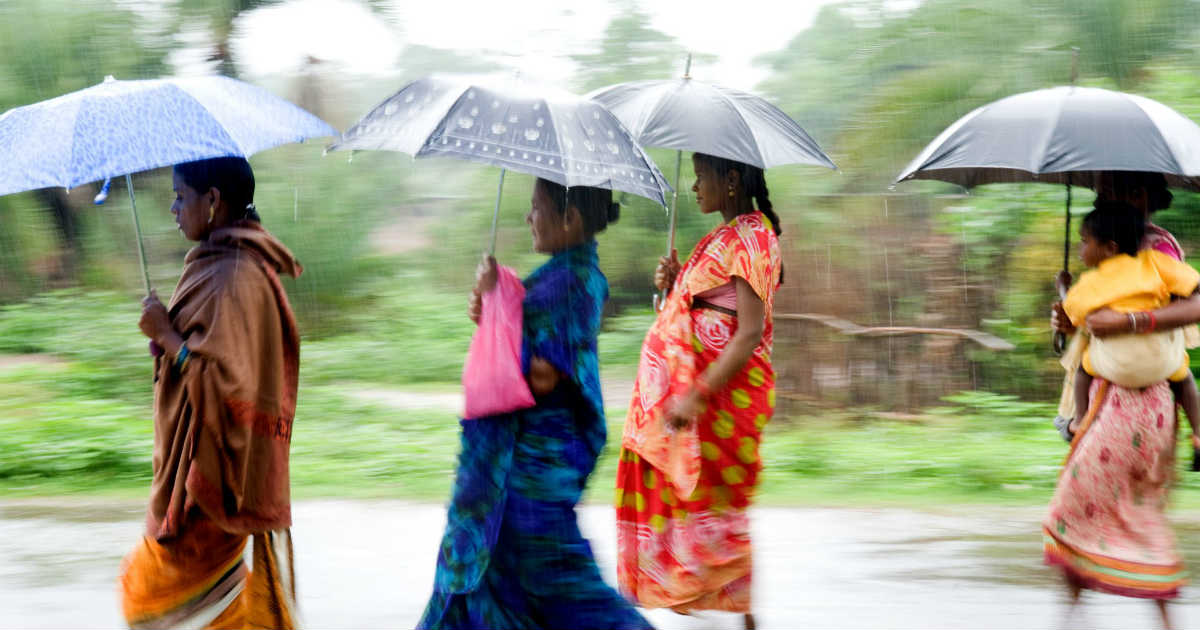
top-left (636, 81), bottom-right (681, 143)
top-left (542, 99), bottom-right (563, 186)
top-left (174, 84), bottom-right (253, 157)
top-left (721, 91), bottom-right (769, 170)
top-left (1031, 88), bottom-right (1071, 179)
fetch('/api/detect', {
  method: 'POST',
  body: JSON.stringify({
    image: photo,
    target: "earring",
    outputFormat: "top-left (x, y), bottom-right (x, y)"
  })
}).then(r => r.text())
top-left (208, 206), bottom-right (215, 224)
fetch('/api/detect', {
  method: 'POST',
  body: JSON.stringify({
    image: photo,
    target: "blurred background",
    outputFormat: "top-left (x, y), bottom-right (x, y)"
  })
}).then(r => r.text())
top-left (4, 0), bottom-right (1200, 516)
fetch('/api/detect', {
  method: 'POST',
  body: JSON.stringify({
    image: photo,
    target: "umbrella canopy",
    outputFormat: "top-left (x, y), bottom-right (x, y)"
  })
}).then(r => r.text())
top-left (0, 75), bottom-right (338, 196)
top-left (327, 75), bottom-right (671, 206)
top-left (895, 85), bottom-right (1200, 191)
top-left (586, 77), bottom-right (837, 171)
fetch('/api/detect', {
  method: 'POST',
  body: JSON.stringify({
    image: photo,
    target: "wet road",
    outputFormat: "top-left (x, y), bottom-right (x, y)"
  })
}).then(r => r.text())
top-left (1, 500), bottom-right (1197, 629)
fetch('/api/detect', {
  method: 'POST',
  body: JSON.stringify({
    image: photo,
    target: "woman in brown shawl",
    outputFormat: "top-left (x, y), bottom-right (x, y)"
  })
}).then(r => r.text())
top-left (119, 157), bottom-right (303, 629)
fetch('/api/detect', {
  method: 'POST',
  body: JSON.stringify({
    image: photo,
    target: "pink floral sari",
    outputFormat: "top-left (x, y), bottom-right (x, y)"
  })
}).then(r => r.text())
top-left (1043, 379), bottom-right (1186, 598)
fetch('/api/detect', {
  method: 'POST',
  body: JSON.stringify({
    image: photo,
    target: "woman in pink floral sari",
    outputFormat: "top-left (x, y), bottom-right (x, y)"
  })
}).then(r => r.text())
top-left (1048, 171), bottom-right (1200, 628)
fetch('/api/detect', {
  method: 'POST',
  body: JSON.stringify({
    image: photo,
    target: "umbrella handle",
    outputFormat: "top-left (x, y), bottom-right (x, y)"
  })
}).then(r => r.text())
top-left (653, 149), bottom-right (683, 311)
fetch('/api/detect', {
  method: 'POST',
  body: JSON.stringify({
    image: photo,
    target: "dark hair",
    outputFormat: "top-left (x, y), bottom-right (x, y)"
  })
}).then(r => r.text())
top-left (173, 157), bottom-right (261, 223)
top-left (692, 153), bottom-right (781, 236)
top-left (1083, 200), bottom-right (1145, 257)
top-left (1107, 170), bottom-right (1173, 213)
top-left (536, 178), bottom-right (620, 236)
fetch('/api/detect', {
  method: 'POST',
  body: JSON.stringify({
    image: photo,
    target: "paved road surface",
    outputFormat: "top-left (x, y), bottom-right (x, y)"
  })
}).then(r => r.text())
top-left (1, 500), bottom-right (1197, 629)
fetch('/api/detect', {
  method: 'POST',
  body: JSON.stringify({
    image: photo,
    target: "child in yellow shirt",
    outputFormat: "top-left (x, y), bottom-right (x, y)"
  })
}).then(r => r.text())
top-left (1062, 201), bottom-right (1200, 441)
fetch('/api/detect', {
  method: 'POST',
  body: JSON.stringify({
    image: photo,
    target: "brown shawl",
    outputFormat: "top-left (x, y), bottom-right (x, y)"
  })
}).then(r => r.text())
top-left (146, 221), bottom-right (302, 541)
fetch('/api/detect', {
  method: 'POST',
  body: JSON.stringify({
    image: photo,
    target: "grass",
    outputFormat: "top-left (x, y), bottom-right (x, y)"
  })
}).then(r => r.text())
top-left (6, 289), bottom-right (1200, 511)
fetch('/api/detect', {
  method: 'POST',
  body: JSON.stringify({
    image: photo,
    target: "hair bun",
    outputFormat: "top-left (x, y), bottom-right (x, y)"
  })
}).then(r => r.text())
top-left (607, 201), bottom-right (620, 224)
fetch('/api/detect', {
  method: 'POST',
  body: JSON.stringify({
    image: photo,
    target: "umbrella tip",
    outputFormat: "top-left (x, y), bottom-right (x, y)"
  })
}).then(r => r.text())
top-left (93, 178), bottom-right (112, 205)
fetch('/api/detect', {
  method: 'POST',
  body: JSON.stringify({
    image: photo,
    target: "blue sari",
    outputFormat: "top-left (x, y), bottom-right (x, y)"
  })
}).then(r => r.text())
top-left (418, 241), bottom-right (651, 630)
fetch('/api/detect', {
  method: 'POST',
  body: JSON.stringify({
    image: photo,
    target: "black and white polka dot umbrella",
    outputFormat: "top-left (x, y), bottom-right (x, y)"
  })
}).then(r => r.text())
top-left (328, 75), bottom-right (672, 252)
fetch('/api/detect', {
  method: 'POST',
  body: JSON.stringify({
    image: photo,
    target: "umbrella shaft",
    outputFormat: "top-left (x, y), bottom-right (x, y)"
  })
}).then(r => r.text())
top-left (657, 149), bottom-right (684, 310)
top-left (489, 169), bottom-right (507, 257)
top-left (667, 149), bottom-right (682, 255)
top-left (1063, 179), bottom-right (1072, 272)
top-left (126, 174), bottom-right (152, 295)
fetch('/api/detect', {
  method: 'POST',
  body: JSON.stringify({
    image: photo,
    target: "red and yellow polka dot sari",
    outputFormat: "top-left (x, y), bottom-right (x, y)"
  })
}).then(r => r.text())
top-left (617, 211), bottom-right (780, 613)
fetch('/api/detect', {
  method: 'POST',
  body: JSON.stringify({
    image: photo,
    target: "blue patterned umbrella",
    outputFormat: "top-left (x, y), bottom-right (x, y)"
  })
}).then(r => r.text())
top-left (327, 75), bottom-right (671, 254)
top-left (0, 75), bottom-right (337, 292)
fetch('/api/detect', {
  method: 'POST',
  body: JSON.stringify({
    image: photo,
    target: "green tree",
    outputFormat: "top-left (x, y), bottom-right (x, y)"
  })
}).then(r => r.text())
top-left (0, 2), bottom-right (169, 289)
top-left (570, 4), bottom-right (713, 92)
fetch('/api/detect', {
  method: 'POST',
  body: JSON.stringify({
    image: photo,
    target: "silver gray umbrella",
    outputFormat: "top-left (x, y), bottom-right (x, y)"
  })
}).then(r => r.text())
top-left (896, 86), bottom-right (1200, 191)
top-left (895, 85), bottom-right (1200, 351)
top-left (586, 71), bottom-right (837, 172)
top-left (588, 58), bottom-right (837, 306)
top-left (328, 75), bottom-right (671, 253)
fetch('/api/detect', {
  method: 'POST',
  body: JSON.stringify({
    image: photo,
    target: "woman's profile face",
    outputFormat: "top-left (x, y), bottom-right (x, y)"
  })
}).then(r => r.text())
top-left (171, 171), bottom-right (212, 242)
top-left (691, 156), bottom-right (724, 215)
top-left (528, 180), bottom-right (567, 254)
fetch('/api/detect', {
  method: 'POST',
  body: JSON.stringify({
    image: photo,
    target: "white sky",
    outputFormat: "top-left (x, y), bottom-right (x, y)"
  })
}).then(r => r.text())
top-left (231, 0), bottom-right (849, 92)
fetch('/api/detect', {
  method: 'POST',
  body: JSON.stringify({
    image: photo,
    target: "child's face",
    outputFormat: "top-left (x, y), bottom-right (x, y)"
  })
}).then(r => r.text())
top-left (1079, 225), bottom-right (1119, 268)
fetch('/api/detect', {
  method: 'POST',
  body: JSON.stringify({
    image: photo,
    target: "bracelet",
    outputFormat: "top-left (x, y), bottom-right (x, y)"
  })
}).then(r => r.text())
top-left (694, 377), bottom-right (712, 399)
top-left (1128, 312), bottom-right (1138, 333)
top-left (175, 344), bottom-right (191, 371)
top-left (1147, 311), bottom-right (1157, 333)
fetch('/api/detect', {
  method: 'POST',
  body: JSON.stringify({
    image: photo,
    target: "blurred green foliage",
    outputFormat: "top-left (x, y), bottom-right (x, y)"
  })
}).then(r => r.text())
top-left (5, 0), bottom-right (1200, 500)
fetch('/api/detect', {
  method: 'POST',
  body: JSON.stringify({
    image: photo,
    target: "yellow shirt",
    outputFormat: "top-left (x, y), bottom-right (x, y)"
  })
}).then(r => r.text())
top-left (1063, 249), bottom-right (1200, 326)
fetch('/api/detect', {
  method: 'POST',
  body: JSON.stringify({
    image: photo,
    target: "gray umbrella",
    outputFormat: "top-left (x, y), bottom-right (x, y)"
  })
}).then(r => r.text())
top-left (895, 85), bottom-right (1200, 351)
top-left (896, 86), bottom-right (1200, 191)
top-left (586, 70), bottom-right (837, 171)
top-left (588, 57), bottom-right (837, 306)
top-left (328, 75), bottom-right (671, 254)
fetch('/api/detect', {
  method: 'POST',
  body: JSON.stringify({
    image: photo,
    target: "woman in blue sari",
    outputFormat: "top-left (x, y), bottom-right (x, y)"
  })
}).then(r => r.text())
top-left (418, 178), bottom-right (652, 630)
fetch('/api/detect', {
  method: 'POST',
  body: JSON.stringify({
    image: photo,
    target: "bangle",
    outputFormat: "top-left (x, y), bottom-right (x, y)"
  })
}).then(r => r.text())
top-left (1147, 311), bottom-right (1157, 333)
top-left (1128, 312), bottom-right (1138, 333)
top-left (175, 344), bottom-right (191, 371)
top-left (694, 377), bottom-right (712, 399)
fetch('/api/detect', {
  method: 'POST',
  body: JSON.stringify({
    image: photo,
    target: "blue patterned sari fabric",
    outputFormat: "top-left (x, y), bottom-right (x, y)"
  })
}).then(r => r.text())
top-left (418, 241), bottom-right (651, 630)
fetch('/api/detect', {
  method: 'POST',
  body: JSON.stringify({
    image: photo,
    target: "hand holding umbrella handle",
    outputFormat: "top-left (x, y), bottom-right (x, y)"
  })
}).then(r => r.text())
top-left (1052, 300), bottom-right (1069, 356)
top-left (1052, 270), bottom-right (1072, 355)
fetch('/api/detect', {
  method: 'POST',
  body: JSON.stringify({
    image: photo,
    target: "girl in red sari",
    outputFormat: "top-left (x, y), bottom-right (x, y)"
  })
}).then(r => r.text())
top-left (616, 153), bottom-right (782, 630)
